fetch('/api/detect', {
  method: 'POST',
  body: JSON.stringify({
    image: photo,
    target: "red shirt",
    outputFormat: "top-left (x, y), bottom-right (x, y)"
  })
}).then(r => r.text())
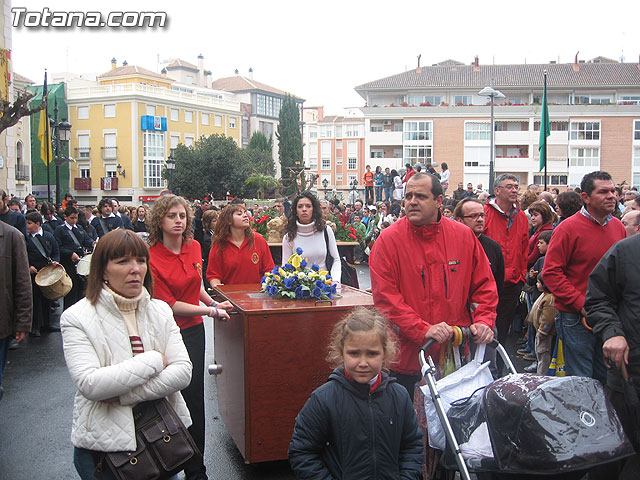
top-left (149, 239), bottom-right (204, 330)
top-left (206, 234), bottom-right (275, 285)
top-left (543, 212), bottom-right (626, 313)
top-left (363, 171), bottom-right (374, 187)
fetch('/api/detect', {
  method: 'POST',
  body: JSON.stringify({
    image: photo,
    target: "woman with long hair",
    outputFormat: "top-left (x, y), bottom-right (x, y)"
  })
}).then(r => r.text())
top-left (282, 192), bottom-right (341, 281)
top-left (392, 169), bottom-right (403, 200)
top-left (148, 195), bottom-right (231, 480)
top-left (374, 166), bottom-right (385, 203)
top-left (205, 203), bottom-right (275, 286)
top-left (62, 230), bottom-right (192, 479)
top-left (440, 162), bottom-right (450, 193)
top-left (527, 200), bottom-right (557, 268)
top-left (132, 205), bottom-right (148, 233)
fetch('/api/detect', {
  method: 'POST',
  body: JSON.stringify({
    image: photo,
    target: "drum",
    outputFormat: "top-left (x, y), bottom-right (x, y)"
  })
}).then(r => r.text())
top-left (35, 264), bottom-right (73, 300)
top-left (76, 253), bottom-right (92, 277)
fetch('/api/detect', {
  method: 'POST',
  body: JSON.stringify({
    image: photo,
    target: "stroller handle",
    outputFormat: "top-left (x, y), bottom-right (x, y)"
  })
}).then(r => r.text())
top-left (420, 328), bottom-right (498, 354)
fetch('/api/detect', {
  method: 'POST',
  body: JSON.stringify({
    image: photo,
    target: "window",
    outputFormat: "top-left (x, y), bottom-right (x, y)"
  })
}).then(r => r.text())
top-left (404, 146), bottom-right (432, 164)
top-left (454, 95), bottom-right (472, 106)
top-left (619, 96), bottom-right (640, 105)
top-left (347, 174), bottom-right (357, 185)
top-left (309, 127), bottom-right (318, 139)
top-left (105, 164), bottom-right (117, 178)
top-left (534, 121), bottom-right (568, 131)
top-left (184, 136), bottom-right (194, 148)
top-left (371, 150), bottom-right (383, 159)
top-left (404, 121), bottom-right (432, 141)
top-left (335, 141), bottom-right (342, 154)
top-left (370, 124), bottom-right (383, 132)
top-left (405, 95), bottom-right (442, 106)
top-left (309, 142), bottom-right (318, 169)
top-left (143, 131), bottom-right (164, 188)
top-left (633, 147), bottom-right (640, 188)
top-left (465, 122), bottom-right (490, 140)
top-left (79, 167), bottom-right (90, 178)
top-left (589, 97), bottom-right (611, 104)
top-left (103, 133), bottom-right (117, 159)
top-left (185, 111), bottom-right (193, 123)
top-left (170, 135), bottom-right (180, 152)
top-left (77, 134), bottom-right (90, 159)
top-left (464, 146), bottom-right (490, 167)
top-left (202, 114), bottom-right (209, 126)
top-left (533, 174), bottom-right (568, 186)
top-left (570, 147), bottom-right (599, 167)
top-left (229, 117), bottom-right (236, 129)
top-left (242, 117), bottom-right (249, 145)
top-left (344, 124), bottom-right (363, 137)
top-left (256, 94), bottom-right (282, 117)
top-left (336, 174), bottom-right (343, 183)
top-left (259, 121), bottom-right (274, 140)
top-left (321, 141), bottom-right (331, 170)
top-left (104, 104), bottom-right (116, 118)
top-left (337, 158), bottom-right (343, 165)
top-left (335, 126), bottom-right (342, 138)
top-left (634, 120), bottom-right (640, 140)
top-left (570, 122), bottom-right (600, 141)
top-left (215, 115), bottom-right (222, 127)
top-left (320, 173), bottom-right (332, 186)
top-left (394, 123), bottom-right (403, 132)
top-left (347, 141), bottom-right (357, 170)
top-left (320, 126), bottom-right (333, 138)
top-left (170, 108), bottom-right (179, 121)
top-left (145, 105), bottom-right (156, 116)
top-left (77, 106), bottom-right (89, 120)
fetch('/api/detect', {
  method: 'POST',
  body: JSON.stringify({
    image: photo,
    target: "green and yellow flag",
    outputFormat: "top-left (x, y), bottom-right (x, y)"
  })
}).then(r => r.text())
top-left (538, 73), bottom-right (550, 172)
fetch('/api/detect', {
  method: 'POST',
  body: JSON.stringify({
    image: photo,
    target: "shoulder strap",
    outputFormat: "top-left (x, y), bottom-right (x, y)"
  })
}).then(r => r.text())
top-left (31, 235), bottom-right (51, 263)
top-left (67, 227), bottom-right (82, 249)
top-left (323, 226), bottom-right (333, 271)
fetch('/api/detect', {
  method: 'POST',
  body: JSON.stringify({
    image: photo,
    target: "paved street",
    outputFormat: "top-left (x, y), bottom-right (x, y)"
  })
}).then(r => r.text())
top-left (0, 265), bottom-right (527, 479)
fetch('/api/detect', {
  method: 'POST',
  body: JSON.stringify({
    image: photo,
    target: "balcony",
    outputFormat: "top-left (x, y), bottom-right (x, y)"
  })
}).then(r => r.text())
top-left (367, 130), bottom-right (403, 146)
top-left (495, 145), bottom-right (529, 159)
top-left (74, 177), bottom-right (92, 191)
top-left (100, 176), bottom-right (118, 191)
top-left (101, 146), bottom-right (118, 160)
top-left (15, 165), bottom-right (30, 182)
top-left (75, 147), bottom-right (91, 160)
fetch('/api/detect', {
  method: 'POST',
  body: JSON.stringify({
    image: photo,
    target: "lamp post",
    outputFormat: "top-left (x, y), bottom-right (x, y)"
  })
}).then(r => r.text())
top-left (166, 155), bottom-right (176, 193)
top-left (478, 80), bottom-right (505, 192)
top-left (49, 98), bottom-right (72, 207)
top-left (322, 177), bottom-right (329, 198)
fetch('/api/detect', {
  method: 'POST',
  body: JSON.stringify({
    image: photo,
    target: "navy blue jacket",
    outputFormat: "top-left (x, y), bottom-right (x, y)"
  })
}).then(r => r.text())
top-left (289, 368), bottom-right (422, 479)
top-left (0, 209), bottom-right (27, 236)
top-left (54, 224), bottom-right (93, 260)
top-left (90, 215), bottom-right (124, 237)
top-left (26, 230), bottom-right (60, 270)
top-left (117, 212), bottom-right (134, 231)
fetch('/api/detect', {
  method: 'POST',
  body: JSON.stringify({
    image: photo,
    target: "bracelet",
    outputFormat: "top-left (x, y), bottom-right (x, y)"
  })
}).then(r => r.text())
top-left (208, 307), bottom-right (219, 318)
top-left (208, 299), bottom-right (218, 307)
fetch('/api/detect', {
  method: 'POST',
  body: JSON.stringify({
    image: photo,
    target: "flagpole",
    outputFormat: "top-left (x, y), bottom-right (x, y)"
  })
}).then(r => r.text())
top-left (43, 70), bottom-right (51, 202)
top-left (543, 70), bottom-right (548, 192)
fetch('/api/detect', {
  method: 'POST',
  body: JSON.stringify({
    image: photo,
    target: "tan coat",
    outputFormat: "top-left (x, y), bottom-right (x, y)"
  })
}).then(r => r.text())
top-left (0, 221), bottom-right (32, 339)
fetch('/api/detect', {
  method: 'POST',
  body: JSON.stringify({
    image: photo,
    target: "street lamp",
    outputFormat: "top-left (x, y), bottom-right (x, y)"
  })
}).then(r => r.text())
top-left (322, 177), bottom-right (329, 198)
top-left (166, 155), bottom-right (176, 192)
top-left (478, 80), bottom-right (505, 192)
top-left (49, 98), bottom-right (72, 206)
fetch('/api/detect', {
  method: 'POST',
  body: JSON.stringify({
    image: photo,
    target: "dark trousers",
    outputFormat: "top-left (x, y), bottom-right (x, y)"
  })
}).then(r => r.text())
top-left (390, 370), bottom-right (421, 400)
top-left (180, 323), bottom-right (206, 479)
top-left (61, 258), bottom-right (85, 310)
top-left (496, 282), bottom-right (523, 344)
top-left (0, 335), bottom-right (11, 389)
top-left (31, 275), bottom-right (50, 331)
top-left (365, 186), bottom-right (374, 205)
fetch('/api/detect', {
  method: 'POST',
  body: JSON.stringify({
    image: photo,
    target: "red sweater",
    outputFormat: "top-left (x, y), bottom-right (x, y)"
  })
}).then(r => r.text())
top-left (543, 212), bottom-right (626, 313)
top-left (370, 216), bottom-right (497, 375)
top-left (527, 223), bottom-right (554, 268)
top-left (206, 234), bottom-right (274, 285)
top-left (483, 201), bottom-right (529, 286)
top-left (149, 239), bottom-right (204, 330)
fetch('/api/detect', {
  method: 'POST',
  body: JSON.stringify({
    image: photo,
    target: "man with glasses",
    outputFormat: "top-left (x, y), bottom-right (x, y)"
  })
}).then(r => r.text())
top-left (484, 174), bottom-right (529, 349)
top-left (621, 210), bottom-right (640, 237)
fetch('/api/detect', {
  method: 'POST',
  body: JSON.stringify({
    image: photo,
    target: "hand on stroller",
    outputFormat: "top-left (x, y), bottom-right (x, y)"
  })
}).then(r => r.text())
top-left (424, 322), bottom-right (453, 344)
top-left (602, 335), bottom-right (629, 369)
top-left (469, 324), bottom-right (494, 344)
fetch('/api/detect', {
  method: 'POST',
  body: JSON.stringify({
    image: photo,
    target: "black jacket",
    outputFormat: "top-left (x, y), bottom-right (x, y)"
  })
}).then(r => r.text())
top-left (26, 231), bottom-right (60, 270)
top-left (91, 215), bottom-right (124, 237)
top-left (478, 233), bottom-right (505, 292)
top-left (586, 234), bottom-right (640, 392)
top-left (288, 368), bottom-right (422, 479)
top-left (54, 224), bottom-right (94, 260)
top-left (117, 212), bottom-right (134, 231)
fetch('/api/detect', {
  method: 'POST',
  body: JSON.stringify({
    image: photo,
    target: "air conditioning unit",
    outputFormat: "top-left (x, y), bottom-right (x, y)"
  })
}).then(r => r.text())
top-left (383, 120), bottom-right (392, 126)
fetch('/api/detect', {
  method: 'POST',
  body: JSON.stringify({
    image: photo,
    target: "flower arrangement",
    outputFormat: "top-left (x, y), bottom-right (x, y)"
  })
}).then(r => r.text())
top-left (331, 214), bottom-right (363, 243)
top-left (261, 247), bottom-right (337, 300)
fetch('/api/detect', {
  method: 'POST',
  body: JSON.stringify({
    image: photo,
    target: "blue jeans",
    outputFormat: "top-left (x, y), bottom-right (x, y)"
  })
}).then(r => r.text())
top-left (384, 186), bottom-right (392, 202)
top-left (0, 335), bottom-right (11, 389)
top-left (74, 447), bottom-right (178, 480)
top-left (375, 186), bottom-right (383, 202)
top-left (555, 311), bottom-right (606, 385)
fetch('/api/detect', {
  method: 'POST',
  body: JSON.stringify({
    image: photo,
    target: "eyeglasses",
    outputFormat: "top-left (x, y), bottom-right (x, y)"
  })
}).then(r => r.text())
top-left (622, 221), bottom-right (639, 227)
top-left (462, 213), bottom-right (486, 220)
top-left (498, 184), bottom-right (519, 191)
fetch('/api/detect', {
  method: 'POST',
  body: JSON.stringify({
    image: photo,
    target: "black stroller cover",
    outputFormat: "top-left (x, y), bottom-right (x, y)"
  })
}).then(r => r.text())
top-left (446, 374), bottom-right (634, 475)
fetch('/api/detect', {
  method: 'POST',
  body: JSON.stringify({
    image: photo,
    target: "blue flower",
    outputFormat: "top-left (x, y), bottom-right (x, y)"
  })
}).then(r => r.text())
top-left (271, 266), bottom-right (280, 275)
top-left (295, 286), bottom-right (304, 299)
top-left (331, 284), bottom-right (337, 294)
top-left (325, 274), bottom-right (331, 280)
top-left (261, 276), bottom-right (267, 284)
top-left (296, 247), bottom-right (303, 255)
top-left (300, 259), bottom-right (308, 268)
top-left (284, 277), bottom-right (296, 289)
top-left (323, 284), bottom-right (332, 292)
top-left (312, 287), bottom-right (323, 299)
top-left (315, 280), bottom-right (324, 287)
top-left (284, 263), bottom-right (294, 271)
top-left (311, 263), bottom-right (320, 271)
top-left (326, 293), bottom-right (333, 299)
top-left (301, 288), bottom-right (311, 299)
top-left (268, 285), bottom-right (279, 296)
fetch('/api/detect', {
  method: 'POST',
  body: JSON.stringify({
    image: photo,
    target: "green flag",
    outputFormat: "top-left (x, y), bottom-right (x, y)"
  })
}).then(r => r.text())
top-left (538, 75), bottom-right (550, 171)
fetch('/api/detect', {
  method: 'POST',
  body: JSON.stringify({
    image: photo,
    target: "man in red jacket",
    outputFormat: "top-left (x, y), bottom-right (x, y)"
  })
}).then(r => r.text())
top-left (370, 173), bottom-right (498, 396)
top-left (543, 171), bottom-right (626, 384)
top-left (483, 174), bottom-right (529, 346)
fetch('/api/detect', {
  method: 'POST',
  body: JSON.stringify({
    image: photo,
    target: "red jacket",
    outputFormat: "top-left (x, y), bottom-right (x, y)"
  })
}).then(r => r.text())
top-left (369, 216), bottom-right (498, 375)
top-left (527, 223), bottom-right (554, 268)
top-left (402, 169), bottom-right (415, 184)
top-left (483, 200), bottom-right (529, 286)
top-left (543, 212), bottom-right (626, 313)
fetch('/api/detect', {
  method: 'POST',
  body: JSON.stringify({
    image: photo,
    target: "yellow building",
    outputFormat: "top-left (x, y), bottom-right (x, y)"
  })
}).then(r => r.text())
top-left (65, 58), bottom-right (241, 204)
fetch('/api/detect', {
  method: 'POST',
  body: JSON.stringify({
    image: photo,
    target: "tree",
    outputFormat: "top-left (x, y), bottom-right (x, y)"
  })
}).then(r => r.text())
top-left (248, 131), bottom-right (273, 153)
top-left (0, 90), bottom-right (45, 134)
top-left (276, 94), bottom-right (303, 194)
top-left (245, 174), bottom-right (279, 199)
top-left (242, 146), bottom-right (275, 176)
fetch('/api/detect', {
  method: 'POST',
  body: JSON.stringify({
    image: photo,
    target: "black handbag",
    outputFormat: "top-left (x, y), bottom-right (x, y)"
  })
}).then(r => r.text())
top-left (324, 228), bottom-right (359, 289)
top-left (101, 398), bottom-right (200, 480)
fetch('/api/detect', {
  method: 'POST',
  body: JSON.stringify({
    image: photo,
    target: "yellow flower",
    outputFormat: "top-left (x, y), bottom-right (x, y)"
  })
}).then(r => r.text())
top-left (319, 269), bottom-right (329, 276)
top-left (325, 280), bottom-right (332, 285)
top-left (265, 272), bottom-right (272, 277)
top-left (274, 275), bottom-right (280, 281)
top-left (288, 254), bottom-right (302, 268)
top-left (278, 267), bottom-right (286, 277)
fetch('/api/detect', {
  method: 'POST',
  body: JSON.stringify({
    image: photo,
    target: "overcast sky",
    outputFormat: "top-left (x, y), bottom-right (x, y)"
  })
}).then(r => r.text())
top-left (12, 0), bottom-right (640, 114)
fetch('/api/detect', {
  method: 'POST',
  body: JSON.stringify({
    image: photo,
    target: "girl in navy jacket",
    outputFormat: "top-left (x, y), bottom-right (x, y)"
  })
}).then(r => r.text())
top-left (289, 308), bottom-right (423, 479)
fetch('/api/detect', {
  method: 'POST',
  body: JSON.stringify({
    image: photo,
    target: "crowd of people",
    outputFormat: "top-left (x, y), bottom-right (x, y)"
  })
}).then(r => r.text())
top-left (2, 168), bottom-right (640, 479)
